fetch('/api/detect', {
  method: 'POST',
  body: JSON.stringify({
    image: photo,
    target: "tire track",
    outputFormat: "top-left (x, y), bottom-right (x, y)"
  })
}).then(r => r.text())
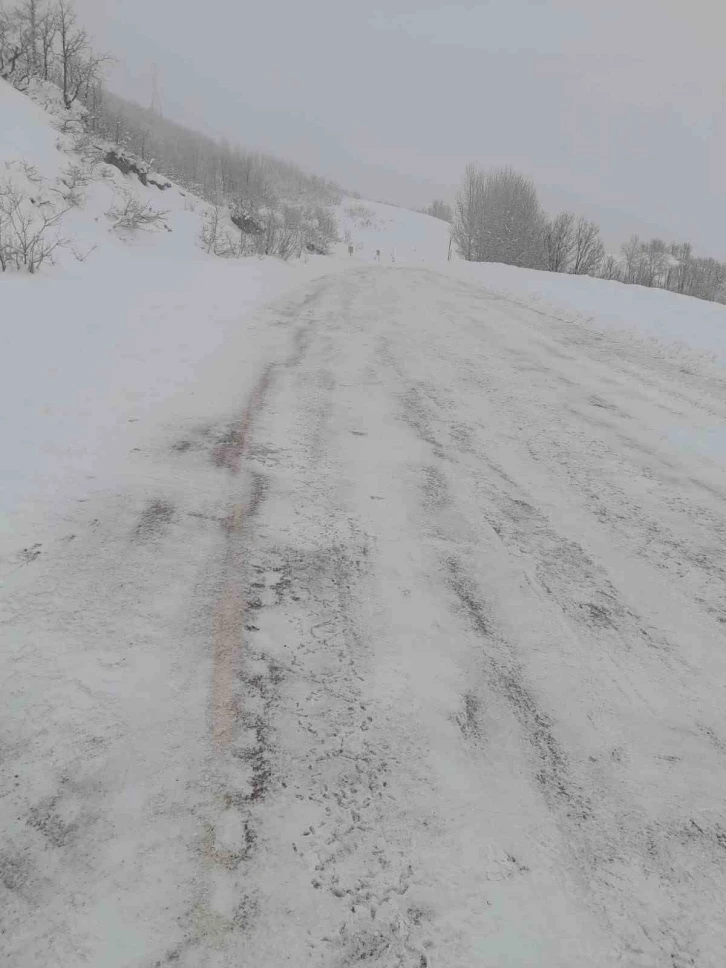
top-left (379, 303), bottom-right (726, 967)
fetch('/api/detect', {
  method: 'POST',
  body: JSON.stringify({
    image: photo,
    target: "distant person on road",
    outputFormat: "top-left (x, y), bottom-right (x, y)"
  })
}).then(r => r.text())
top-left (348, 244), bottom-right (354, 257)
top-left (375, 249), bottom-right (381, 262)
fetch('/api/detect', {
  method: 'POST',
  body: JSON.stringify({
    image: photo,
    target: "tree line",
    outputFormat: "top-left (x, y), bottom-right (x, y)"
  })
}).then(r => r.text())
top-left (442, 164), bottom-right (726, 304)
top-left (84, 88), bottom-right (342, 213)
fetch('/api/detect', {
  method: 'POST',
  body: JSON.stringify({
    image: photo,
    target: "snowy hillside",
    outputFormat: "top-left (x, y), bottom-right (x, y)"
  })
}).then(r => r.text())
top-left (336, 196), bottom-right (451, 264)
top-left (0, 78), bottom-right (336, 562)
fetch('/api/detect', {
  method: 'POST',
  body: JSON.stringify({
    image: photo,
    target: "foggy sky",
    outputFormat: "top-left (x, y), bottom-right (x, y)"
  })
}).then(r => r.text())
top-left (74, 0), bottom-right (726, 256)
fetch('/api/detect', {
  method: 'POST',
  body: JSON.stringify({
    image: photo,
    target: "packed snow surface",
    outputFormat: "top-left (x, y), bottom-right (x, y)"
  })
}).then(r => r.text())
top-left (2, 79), bottom-right (726, 967)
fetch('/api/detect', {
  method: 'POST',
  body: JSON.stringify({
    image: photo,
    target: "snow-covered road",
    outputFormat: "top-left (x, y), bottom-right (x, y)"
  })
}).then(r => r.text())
top-left (3, 266), bottom-right (726, 967)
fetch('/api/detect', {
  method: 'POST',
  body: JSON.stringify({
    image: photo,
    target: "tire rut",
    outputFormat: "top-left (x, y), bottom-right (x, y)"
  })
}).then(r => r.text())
top-left (383, 327), bottom-right (725, 967)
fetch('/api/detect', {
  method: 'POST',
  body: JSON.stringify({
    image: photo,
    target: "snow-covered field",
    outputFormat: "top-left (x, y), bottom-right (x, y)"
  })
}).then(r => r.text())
top-left (2, 80), bottom-right (726, 967)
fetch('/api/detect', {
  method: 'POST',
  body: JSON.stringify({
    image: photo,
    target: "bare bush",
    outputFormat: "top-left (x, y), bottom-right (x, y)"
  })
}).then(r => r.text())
top-left (0, 177), bottom-right (67, 272)
top-left (106, 191), bottom-right (168, 232)
top-left (199, 202), bottom-right (223, 254)
top-left (199, 203), bottom-right (253, 257)
top-left (344, 203), bottom-right (376, 229)
top-left (301, 204), bottom-right (338, 255)
top-left (222, 199), bottom-right (337, 261)
top-left (14, 159), bottom-right (43, 184)
top-left (258, 205), bottom-right (299, 259)
top-left (52, 161), bottom-right (93, 207)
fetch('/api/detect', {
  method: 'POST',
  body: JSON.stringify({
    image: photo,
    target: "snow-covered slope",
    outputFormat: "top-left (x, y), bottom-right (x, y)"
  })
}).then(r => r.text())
top-left (0, 76), bottom-right (64, 177)
top-left (0, 79), bottom-right (335, 560)
top-left (335, 196), bottom-right (451, 264)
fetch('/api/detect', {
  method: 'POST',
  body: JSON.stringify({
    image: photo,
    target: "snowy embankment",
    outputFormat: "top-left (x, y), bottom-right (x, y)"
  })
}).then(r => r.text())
top-left (450, 258), bottom-right (726, 366)
top-left (0, 79), bottom-right (338, 566)
top-left (444, 260), bottom-right (726, 468)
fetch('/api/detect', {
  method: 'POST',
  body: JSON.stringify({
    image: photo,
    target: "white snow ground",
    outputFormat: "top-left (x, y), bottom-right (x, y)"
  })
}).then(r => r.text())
top-left (2, 80), bottom-right (726, 967)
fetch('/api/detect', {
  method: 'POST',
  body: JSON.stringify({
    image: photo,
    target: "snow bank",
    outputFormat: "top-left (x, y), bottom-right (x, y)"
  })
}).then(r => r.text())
top-left (450, 260), bottom-right (726, 366)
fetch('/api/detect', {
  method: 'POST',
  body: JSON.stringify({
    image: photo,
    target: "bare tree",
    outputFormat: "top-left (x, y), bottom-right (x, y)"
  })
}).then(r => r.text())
top-left (571, 217), bottom-right (605, 275)
top-left (56, 0), bottom-right (82, 104)
top-left (0, 5), bottom-right (31, 84)
top-left (38, 1), bottom-right (56, 78)
top-left (15, 0), bottom-right (43, 75)
top-left (544, 211), bottom-right (576, 272)
top-left (476, 167), bottom-right (546, 268)
top-left (454, 166), bottom-right (547, 267)
top-left (639, 238), bottom-right (669, 288)
top-left (620, 234), bottom-right (644, 284)
top-left (55, 0), bottom-right (108, 108)
top-left (452, 163), bottom-right (485, 261)
top-left (1, 1), bottom-right (60, 86)
top-left (666, 241), bottom-right (693, 294)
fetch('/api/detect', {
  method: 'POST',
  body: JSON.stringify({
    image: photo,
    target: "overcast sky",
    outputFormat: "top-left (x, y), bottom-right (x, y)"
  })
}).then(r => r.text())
top-left (74, 0), bottom-right (726, 255)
